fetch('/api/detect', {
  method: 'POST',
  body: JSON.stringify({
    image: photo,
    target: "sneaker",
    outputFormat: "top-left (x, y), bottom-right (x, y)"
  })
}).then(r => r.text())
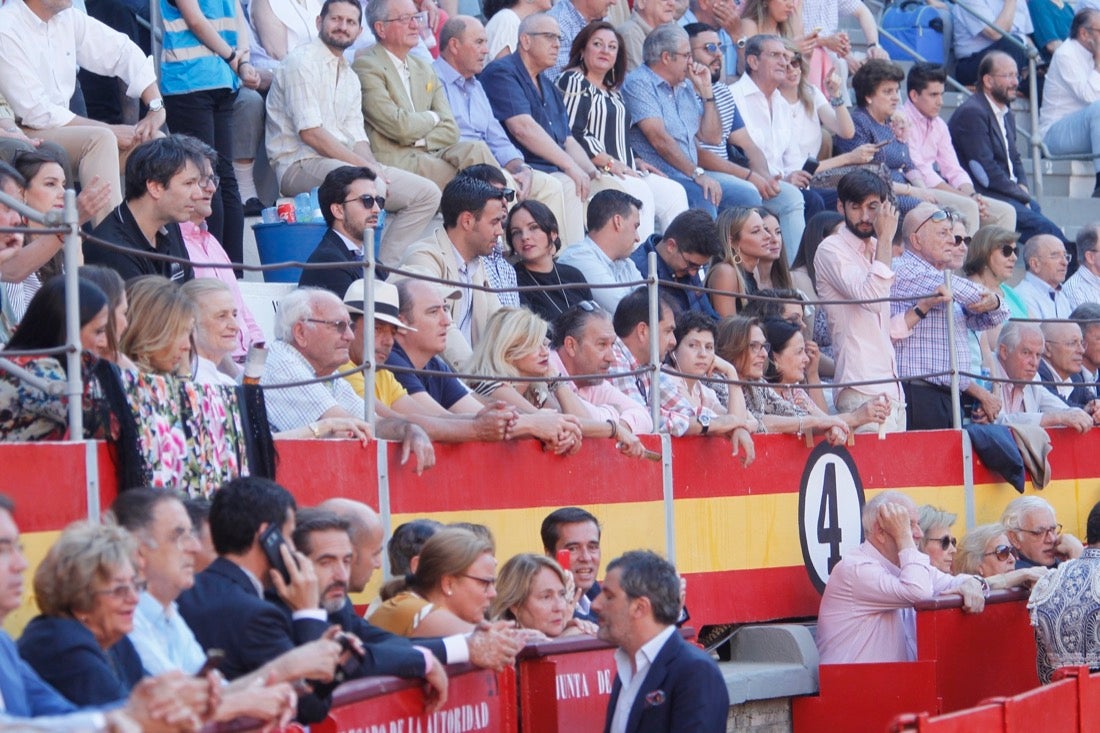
top-left (243, 197), bottom-right (266, 217)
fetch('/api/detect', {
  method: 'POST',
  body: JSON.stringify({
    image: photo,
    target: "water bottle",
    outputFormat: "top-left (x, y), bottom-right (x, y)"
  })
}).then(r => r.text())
top-left (979, 367), bottom-right (992, 391)
top-left (294, 192), bottom-right (313, 223)
top-left (309, 187), bottom-right (323, 223)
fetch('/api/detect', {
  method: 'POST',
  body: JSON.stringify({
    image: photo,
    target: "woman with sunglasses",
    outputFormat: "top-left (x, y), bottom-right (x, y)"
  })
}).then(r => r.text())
top-left (917, 506), bottom-right (959, 574)
top-left (954, 523), bottom-right (1048, 588)
top-left (557, 21), bottom-right (688, 241)
top-left (964, 227), bottom-right (1028, 378)
top-left (715, 315), bottom-right (851, 444)
top-left (507, 200), bottom-right (593, 322)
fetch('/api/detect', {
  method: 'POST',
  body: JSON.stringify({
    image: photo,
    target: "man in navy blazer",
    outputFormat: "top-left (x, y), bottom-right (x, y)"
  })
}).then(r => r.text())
top-left (595, 551), bottom-right (728, 733)
top-left (947, 52), bottom-right (1069, 250)
top-left (298, 165), bottom-right (383, 299)
top-left (1039, 321), bottom-right (1100, 409)
top-left (177, 477), bottom-right (341, 723)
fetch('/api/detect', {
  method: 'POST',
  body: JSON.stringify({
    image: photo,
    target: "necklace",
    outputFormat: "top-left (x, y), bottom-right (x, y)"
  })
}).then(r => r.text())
top-left (520, 264), bottom-right (569, 315)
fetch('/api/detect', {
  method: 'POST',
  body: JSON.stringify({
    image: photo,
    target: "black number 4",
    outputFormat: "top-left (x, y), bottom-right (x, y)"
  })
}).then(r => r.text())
top-left (817, 463), bottom-right (843, 573)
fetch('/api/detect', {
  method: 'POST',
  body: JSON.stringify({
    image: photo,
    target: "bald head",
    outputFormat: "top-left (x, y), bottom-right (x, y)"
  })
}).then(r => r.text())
top-left (317, 498), bottom-right (384, 592)
top-left (440, 15), bottom-right (488, 77)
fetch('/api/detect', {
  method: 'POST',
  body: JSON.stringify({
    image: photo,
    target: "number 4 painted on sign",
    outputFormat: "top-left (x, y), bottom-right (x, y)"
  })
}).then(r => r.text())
top-left (798, 443), bottom-right (866, 594)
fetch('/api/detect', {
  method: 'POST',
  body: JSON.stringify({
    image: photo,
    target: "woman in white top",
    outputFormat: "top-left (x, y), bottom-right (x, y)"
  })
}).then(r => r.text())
top-left (484, 0), bottom-right (552, 60)
top-left (182, 278), bottom-right (240, 387)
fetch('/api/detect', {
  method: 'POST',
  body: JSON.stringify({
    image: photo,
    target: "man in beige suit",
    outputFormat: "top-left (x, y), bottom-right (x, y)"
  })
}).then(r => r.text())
top-left (395, 176), bottom-right (505, 370)
top-left (353, 0), bottom-right (498, 189)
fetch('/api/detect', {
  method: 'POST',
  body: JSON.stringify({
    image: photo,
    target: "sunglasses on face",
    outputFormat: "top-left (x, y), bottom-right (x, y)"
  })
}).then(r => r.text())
top-left (982, 544), bottom-right (1018, 562)
top-left (694, 42), bottom-right (720, 54)
top-left (926, 534), bottom-right (957, 551)
top-left (500, 187), bottom-right (516, 203)
top-left (1000, 244), bottom-right (1017, 258)
top-left (343, 194), bottom-right (386, 209)
top-left (954, 235), bottom-right (972, 246)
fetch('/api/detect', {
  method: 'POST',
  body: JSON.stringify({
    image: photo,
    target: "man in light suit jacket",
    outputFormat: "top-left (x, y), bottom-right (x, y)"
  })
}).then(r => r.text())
top-left (594, 550), bottom-right (727, 733)
top-left (947, 51), bottom-right (1069, 249)
top-left (395, 176), bottom-right (505, 370)
top-left (353, 0), bottom-right (499, 190)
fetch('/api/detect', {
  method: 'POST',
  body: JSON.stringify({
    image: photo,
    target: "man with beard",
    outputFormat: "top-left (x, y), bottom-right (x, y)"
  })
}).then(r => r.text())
top-left (948, 52), bottom-right (1069, 249)
top-left (287, 508), bottom-right (448, 710)
top-left (814, 169), bottom-right (912, 433)
top-left (265, 0), bottom-right (440, 268)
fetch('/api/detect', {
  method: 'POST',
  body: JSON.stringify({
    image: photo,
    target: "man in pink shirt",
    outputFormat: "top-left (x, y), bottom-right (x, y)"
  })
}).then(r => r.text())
top-left (549, 301), bottom-right (652, 458)
top-left (816, 490), bottom-right (987, 665)
top-left (814, 169), bottom-right (920, 433)
top-left (902, 63), bottom-right (1016, 233)
top-left (179, 137), bottom-right (265, 361)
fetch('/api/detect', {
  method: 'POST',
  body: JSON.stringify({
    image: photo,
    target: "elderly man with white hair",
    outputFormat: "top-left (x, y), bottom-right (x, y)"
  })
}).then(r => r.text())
top-left (1002, 495), bottom-right (1084, 569)
top-left (260, 287), bottom-right (436, 473)
top-left (983, 321), bottom-right (1096, 432)
top-left (1038, 321), bottom-right (1099, 409)
top-left (816, 490), bottom-right (987, 664)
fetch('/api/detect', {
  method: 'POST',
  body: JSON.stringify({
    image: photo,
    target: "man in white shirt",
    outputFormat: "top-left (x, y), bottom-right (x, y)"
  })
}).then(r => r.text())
top-left (0, 0), bottom-right (166, 223)
top-left (264, 0), bottom-right (440, 267)
top-left (556, 189), bottom-right (643, 313)
top-left (1065, 224), bottom-right (1100, 309)
top-left (1040, 9), bottom-right (1100, 197)
top-left (594, 550), bottom-right (728, 733)
top-left (1015, 234), bottom-right (1073, 319)
top-left (1037, 321), bottom-right (1098, 408)
top-left (952, 0), bottom-right (1032, 87)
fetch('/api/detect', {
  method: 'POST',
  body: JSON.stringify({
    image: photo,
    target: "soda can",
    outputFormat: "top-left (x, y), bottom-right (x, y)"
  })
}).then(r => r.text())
top-left (277, 202), bottom-right (296, 223)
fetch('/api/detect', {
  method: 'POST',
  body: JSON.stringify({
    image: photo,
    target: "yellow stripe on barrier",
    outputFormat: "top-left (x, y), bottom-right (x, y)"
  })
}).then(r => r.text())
top-left (3, 530), bottom-right (60, 638)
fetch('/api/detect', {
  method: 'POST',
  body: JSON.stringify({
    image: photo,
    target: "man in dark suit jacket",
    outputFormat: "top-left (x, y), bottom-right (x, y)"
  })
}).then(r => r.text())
top-left (298, 165), bottom-right (383, 298)
top-left (177, 477), bottom-right (340, 723)
top-left (594, 551), bottom-right (728, 733)
top-left (1039, 321), bottom-right (1099, 408)
top-left (947, 51), bottom-right (1069, 250)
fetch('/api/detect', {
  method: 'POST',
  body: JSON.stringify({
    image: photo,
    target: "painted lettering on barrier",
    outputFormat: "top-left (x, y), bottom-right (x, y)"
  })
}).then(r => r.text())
top-left (597, 668), bottom-right (612, 695)
top-left (341, 702), bottom-right (491, 733)
top-left (798, 443), bottom-right (866, 593)
top-left (555, 672), bottom-right (591, 700)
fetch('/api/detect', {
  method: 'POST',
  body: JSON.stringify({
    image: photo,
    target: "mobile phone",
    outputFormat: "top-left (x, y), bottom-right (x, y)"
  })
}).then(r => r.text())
top-left (259, 523), bottom-right (296, 584)
top-left (195, 649), bottom-right (225, 677)
top-left (802, 157), bottom-right (820, 175)
top-left (873, 139), bottom-right (890, 149)
top-left (556, 549), bottom-right (572, 571)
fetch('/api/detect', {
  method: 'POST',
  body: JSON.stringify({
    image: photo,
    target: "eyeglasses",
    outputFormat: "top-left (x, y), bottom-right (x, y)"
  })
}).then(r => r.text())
top-left (200, 174), bottom-right (220, 190)
top-left (953, 235), bottom-right (972, 246)
top-left (576, 300), bottom-right (600, 312)
top-left (305, 318), bottom-right (352, 333)
top-left (914, 209), bottom-right (949, 234)
top-left (343, 194), bottom-right (386, 209)
top-left (983, 544), bottom-right (1018, 561)
top-left (925, 534), bottom-right (957, 551)
top-left (500, 187), bottom-right (516, 203)
top-left (1014, 523), bottom-right (1062, 539)
top-left (528, 31), bottom-right (564, 43)
top-left (1044, 252), bottom-right (1073, 263)
top-left (462, 574), bottom-right (496, 591)
top-left (749, 340), bottom-right (770, 354)
top-left (381, 11), bottom-right (425, 25)
top-left (95, 579), bottom-right (147, 600)
top-left (693, 42), bottom-right (720, 54)
top-left (1000, 244), bottom-right (1018, 258)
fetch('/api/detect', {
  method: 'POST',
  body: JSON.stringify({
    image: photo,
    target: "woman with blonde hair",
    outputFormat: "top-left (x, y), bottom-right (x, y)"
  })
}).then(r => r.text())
top-left (953, 523), bottom-right (1046, 589)
top-left (120, 276), bottom-right (196, 376)
top-left (490, 553), bottom-right (597, 638)
top-left (706, 207), bottom-right (768, 317)
top-left (369, 527), bottom-right (498, 637)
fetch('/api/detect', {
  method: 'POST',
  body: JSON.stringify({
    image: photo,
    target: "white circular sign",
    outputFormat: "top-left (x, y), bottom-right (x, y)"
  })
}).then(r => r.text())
top-left (798, 444), bottom-right (866, 593)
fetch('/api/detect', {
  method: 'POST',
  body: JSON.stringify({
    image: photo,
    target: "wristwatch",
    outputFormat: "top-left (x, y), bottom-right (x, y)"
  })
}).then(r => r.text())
top-left (148, 97), bottom-right (165, 113)
top-left (692, 166), bottom-right (705, 180)
top-left (698, 412), bottom-right (711, 436)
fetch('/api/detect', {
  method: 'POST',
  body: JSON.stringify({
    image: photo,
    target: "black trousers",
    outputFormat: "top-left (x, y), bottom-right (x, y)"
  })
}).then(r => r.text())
top-left (903, 381), bottom-right (957, 431)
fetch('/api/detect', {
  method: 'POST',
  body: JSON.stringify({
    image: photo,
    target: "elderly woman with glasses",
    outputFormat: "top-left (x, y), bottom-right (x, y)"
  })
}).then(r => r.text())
top-left (953, 523), bottom-right (1048, 589)
top-left (715, 315), bottom-right (851, 444)
top-left (17, 521), bottom-right (146, 706)
top-left (918, 506), bottom-right (959, 573)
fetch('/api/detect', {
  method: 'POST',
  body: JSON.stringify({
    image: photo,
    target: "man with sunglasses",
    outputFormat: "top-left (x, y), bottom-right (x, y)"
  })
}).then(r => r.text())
top-left (1002, 496), bottom-right (1083, 570)
top-left (891, 203), bottom-right (1007, 430)
top-left (299, 166), bottom-right (385, 299)
top-left (1027, 498), bottom-right (1100, 683)
top-left (352, 0), bottom-right (499, 191)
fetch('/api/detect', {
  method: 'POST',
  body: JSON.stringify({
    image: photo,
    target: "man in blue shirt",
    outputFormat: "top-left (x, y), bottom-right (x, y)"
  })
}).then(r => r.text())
top-left (630, 209), bottom-right (722, 316)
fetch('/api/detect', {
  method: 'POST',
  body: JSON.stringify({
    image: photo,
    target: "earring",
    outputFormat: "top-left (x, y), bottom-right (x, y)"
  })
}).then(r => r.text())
top-left (732, 248), bottom-right (743, 266)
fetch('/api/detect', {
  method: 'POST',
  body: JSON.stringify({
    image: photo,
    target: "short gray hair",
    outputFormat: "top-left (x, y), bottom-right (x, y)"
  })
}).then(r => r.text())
top-left (997, 320), bottom-right (1043, 352)
top-left (1072, 302), bottom-right (1100, 336)
top-left (274, 288), bottom-right (342, 341)
top-left (744, 33), bottom-right (783, 64)
top-left (861, 490), bottom-right (915, 535)
top-left (1001, 495), bottom-right (1055, 531)
top-left (917, 505), bottom-right (956, 552)
top-left (518, 11), bottom-right (552, 37)
top-left (643, 23), bottom-right (688, 66)
top-left (954, 523), bottom-right (1008, 575)
top-left (606, 550), bottom-right (682, 625)
top-left (365, 0), bottom-right (393, 40)
top-left (33, 521), bottom-right (138, 617)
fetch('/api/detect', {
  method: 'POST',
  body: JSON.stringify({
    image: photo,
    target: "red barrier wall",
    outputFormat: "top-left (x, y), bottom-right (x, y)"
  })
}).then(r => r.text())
top-left (516, 638), bottom-right (617, 733)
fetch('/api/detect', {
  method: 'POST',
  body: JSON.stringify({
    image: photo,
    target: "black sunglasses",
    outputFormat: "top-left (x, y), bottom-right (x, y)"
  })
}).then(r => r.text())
top-left (926, 534), bottom-right (957, 551)
top-left (954, 235), bottom-right (972, 246)
top-left (982, 544), bottom-right (1018, 562)
top-left (343, 194), bottom-right (386, 209)
top-left (501, 187), bottom-right (516, 203)
top-left (1000, 244), bottom-right (1018, 258)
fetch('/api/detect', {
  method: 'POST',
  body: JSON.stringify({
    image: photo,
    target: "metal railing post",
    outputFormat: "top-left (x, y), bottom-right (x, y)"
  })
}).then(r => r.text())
top-left (62, 189), bottom-right (84, 441)
top-left (363, 228), bottom-right (376, 433)
top-left (944, 272), bottom-right (961, 430)
top-left (647, 252), bottom-right (661, 433)
top-left (1028, 56), bottom-right (1042, 197)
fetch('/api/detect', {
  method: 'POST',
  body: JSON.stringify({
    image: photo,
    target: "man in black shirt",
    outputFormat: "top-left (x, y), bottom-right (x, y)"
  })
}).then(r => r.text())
top-left (86, 135), bottom-right (197, 283)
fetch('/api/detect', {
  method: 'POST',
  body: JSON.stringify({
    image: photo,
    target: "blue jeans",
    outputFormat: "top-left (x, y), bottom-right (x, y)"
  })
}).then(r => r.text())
top-left (1044, 101), bottom-right (1100, 173)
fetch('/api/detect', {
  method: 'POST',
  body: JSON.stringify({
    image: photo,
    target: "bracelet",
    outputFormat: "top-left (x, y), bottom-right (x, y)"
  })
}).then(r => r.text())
top-left (224, 49), bottom-right (237, 65)
top-left (743, 169), bottom-right (752, 181)
top-left (972, 574), bottom-right (991, 597)
top-left (829, 96), bottom-right (845, 108)
top-left (914, 305), bottom-right (928, 320)
top-left (702, 96), bottom-right (715, 103)
top-left (606, 419), bottom-right (618, 440)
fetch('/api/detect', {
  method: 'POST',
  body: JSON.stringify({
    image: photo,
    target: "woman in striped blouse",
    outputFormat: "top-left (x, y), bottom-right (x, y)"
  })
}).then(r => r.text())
top-left (556, 21), bottom-right (688, 241)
